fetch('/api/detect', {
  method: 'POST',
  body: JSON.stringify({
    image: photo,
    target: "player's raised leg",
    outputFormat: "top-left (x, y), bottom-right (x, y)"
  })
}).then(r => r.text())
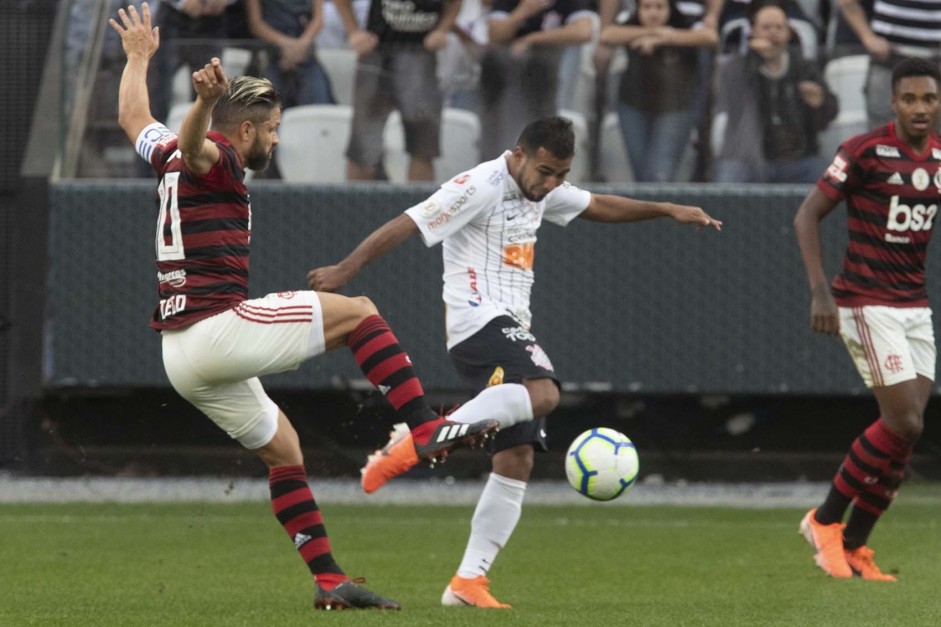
top-left (319, 291), bottom-right (500, 467)
top-left (361, 382), bottom-right (532, 493)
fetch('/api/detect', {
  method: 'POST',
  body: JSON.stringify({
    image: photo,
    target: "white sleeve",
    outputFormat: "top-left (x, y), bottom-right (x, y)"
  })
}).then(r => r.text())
top-left (543, 182), bottom-right (592, 226)
top-left (404, 169), bottom-right (498, 246)
top-left (135, 122), bottom-right (174, 164)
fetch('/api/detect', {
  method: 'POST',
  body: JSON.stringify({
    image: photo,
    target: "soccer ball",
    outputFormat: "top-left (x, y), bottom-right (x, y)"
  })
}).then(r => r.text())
top-left (565, 428), bottom-right (639, 501)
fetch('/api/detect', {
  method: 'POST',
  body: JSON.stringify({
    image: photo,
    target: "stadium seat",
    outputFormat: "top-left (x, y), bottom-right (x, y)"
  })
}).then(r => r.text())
top-left (276, 104), bottom-right (352, 183)
top-left (818, 110), bottom-right (868, 160)
top-left (170, 47), bottom-right (256, 109)
top-left (383, 108), bottom-right (481, 182)
top-left (558, 109), bottom-right (589, 184)
top-left (317, 48), bottom-right (358, 106)
top-left (823, 54), bottom-right (869, 118)
top-left (165, 101), bottom-right (190, 133)
top-left (598, 111), bottom-right (634, 183)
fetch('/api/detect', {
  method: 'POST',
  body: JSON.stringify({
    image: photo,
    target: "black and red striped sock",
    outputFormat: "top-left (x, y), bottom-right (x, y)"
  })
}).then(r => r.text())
top-left (817, 418), bottom-right (910, 525)
top-left (844, 445), bottom-right (912, 548)
top-left (347, 314), bottom-right (436, 428)
top-left (269, 465), bottom-right (346, 590)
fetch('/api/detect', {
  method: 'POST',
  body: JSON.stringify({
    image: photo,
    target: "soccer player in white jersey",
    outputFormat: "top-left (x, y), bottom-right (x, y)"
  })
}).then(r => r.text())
top-left (308, 115), bottom-right (721, 607)
top-left (794, 58), bottom-right (941, 581)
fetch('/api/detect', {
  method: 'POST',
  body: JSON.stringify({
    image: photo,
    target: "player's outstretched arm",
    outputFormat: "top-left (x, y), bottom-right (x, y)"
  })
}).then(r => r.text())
top-left (177, 58), bottom-right (226, 175)
top-left (580, 193), bottom-right (722, 230)
top-left (794, 185), bottom-right (841, 336)
top-left (308, 214), bottom-right (421, 292)
top-left (110, 3), bottom-right (160, 144)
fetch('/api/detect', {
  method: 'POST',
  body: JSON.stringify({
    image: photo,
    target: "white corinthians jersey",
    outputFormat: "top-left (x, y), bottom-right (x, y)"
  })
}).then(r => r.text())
top-left (405, 151), bottom-right (591, 348)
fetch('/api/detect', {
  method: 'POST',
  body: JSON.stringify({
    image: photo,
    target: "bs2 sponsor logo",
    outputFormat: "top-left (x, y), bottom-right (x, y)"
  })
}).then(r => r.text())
top-left (887, 195), bottom-right (937, 232)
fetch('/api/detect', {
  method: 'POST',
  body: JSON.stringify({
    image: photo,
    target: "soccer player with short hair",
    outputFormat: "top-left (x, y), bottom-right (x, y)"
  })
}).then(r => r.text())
top-left (109, 3), bottom-right (497, 610)
top-left (308, 115), bottom-right (721, 607)
top-left (794, 56), bottom-right (941, 581)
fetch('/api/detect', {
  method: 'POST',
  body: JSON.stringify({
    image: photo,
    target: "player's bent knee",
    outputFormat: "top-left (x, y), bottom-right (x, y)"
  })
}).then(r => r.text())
top-left (255, 414), bottom-right (304, 467)
top-left (493, 445), bottom-right (535, 480)
top-left (526, 379), bottom-right (560, 416)
top-left (349, 295), bottom-right (379, 318)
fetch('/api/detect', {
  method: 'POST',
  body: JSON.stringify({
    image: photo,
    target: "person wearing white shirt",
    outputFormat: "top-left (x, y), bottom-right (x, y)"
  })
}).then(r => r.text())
top-left (308, 115), bottom-right (721, 608)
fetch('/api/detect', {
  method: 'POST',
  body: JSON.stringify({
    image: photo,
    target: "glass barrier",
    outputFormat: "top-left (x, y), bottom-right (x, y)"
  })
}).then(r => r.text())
top-left (61, 0), bottom-right (871, 184)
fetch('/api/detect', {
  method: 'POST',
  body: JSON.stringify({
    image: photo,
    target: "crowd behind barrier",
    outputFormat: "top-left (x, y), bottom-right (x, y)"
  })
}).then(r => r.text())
top-left (63, 0), bottom-right (901, 184)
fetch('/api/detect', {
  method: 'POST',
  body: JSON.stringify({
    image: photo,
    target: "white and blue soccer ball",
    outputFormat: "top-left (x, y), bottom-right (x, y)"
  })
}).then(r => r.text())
top-left (565, 428), bottom-right (639, 501)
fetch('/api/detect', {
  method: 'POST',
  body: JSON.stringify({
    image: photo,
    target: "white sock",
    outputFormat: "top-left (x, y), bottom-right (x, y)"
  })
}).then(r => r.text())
top-left (456, 473), bottom-right (527, 579)
top-left (447, 383), bottom-right (533, 429)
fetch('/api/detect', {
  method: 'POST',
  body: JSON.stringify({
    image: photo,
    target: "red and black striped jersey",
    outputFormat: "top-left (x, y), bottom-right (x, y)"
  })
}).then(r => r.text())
top-left (148, 131), bottom-right (251, 330)
top-left (818, 122), bottom-right (941, 308)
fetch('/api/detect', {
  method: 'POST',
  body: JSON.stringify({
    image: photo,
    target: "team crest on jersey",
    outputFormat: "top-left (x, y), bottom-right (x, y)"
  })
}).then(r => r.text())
top-left (876, 144), bottom-right (900, 158)
top-left (912, 168), bottom-right (930, 191)
top-left (934, 167), bottom-right (941, 191)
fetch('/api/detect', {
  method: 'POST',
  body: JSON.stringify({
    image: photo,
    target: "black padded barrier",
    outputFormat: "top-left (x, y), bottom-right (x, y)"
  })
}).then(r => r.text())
top-left (47, 181), bottom-right (941, 395)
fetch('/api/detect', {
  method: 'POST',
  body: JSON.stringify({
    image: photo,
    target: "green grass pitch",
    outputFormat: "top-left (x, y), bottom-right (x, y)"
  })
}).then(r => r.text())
top-left (2, 487), bottom-right (940, 626)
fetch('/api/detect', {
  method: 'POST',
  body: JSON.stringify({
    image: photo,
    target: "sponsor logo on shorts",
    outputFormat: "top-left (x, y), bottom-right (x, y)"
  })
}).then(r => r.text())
top-left (278, 291), bottom-right (296, 298)
top-left (502, 326), bottom-right (536, 343)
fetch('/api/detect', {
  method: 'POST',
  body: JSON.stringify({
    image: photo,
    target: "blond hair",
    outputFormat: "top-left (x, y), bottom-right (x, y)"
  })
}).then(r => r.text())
top-left (211, 76), bottom-right (281, 130)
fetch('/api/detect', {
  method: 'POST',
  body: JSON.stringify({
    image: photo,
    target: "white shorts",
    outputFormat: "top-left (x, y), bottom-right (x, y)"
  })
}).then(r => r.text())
top-left (839, 305), bottom-right (936, 388)
top-left (161, 291), bottom-right (326, 449)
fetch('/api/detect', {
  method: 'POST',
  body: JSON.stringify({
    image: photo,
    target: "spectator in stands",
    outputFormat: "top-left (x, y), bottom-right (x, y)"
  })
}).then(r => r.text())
top-left (835, 0), bottom-right (941, 129)
top-left (600, 0), bottom-right (718, 182)
top-left (712, 0), bottom-right (837, 183)
top-left (244, 0), bottom-right (336, 107)
top-left (717, 0), bottom-right (819, 59)
top-left (317, 0), bottom-right (369, 49)
top-left (334, 0), bottom-right (459, 181)
top-left (593, 0), bottom-right (723, 182)
top-left (478, 0), bottom-right (596, 161)
top-left (149, 0), bottom-right (230, 126)
top-left (438, 0), bottom-right (491, 112)
top-left (826, 0), bottom-right (868, 58)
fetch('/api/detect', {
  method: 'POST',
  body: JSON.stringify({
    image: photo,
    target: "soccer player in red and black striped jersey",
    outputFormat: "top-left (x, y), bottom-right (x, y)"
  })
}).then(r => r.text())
top-left (794, 57), bottom-right (941, 582)
top-left (109, 3), bottom-right (497, 611)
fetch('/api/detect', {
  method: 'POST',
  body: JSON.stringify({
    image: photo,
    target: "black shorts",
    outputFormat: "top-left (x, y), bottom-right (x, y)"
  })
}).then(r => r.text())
top-left (449, 315), bottom-right (558, 454)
